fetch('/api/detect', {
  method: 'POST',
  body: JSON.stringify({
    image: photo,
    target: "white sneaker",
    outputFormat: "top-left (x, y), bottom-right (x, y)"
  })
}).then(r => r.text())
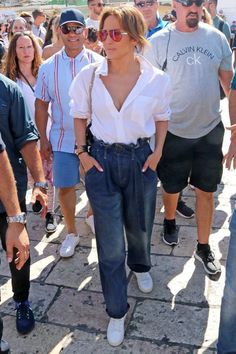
top-left (107, 314), bottom-right (126, 347)
top-left (85, 215), bottom-right (95, 234)
top-left (134, 272), bottom-right (153, 293)
top-left (59, 233), bottom-right (80, 258)
top-left (0, 338), bottom-right (10, 353)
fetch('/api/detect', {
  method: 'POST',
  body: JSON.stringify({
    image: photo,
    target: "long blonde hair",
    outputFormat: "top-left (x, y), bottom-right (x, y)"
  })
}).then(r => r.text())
top-left (3, 31), bottom-right (42, 81)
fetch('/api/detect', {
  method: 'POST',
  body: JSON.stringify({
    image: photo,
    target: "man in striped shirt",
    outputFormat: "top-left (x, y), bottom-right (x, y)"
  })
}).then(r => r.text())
top-left (35, 9), bottom-right (102, 258)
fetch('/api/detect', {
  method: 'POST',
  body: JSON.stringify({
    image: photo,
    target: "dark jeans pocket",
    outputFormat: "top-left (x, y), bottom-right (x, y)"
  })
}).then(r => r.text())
top-left (85, 166), bottom-right (98, 176)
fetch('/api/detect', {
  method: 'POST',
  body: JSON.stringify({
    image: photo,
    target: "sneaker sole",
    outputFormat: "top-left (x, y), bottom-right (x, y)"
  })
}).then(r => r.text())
top-left (194, 253), bottom-right (221, 275)
top-left (176, 209), bottom-right (195, 219)
top-left (45, 226), bottom-right (57, 234)
top-left (162, 236), bottom-right (179, 246)
top-left (107, 337), bottom-right (124, 347)
top-left (16, 321), bottom-right (35, 335)
top-left (137, 285), bottom-right (153, 293)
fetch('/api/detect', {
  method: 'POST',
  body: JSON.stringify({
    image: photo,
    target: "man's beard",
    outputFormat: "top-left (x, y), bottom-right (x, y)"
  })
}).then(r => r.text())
top-left (186, 17), bottom-right (199, 28)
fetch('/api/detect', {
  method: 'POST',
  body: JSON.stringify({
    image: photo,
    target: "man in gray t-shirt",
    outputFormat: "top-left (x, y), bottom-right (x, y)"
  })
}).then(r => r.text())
top-left (145, 0), bottom-right (233, 277)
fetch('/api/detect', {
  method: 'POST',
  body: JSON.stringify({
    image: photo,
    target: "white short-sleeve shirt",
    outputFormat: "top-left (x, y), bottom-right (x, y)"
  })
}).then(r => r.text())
top-left (69, 55), bottom-right (171, 145)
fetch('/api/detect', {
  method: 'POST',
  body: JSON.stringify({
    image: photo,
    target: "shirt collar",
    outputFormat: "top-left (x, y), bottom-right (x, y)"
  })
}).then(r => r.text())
top-left (61, 47), bottom-right (86, 61)
top-left (147, 16), bottom-right (168, 38)
top-left (95, 54), bottom-right (156, 77)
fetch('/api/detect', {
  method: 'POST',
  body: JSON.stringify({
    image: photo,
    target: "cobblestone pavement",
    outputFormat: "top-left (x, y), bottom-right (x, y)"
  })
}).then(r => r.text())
top-left (0, 100), bottom-right (235, 354)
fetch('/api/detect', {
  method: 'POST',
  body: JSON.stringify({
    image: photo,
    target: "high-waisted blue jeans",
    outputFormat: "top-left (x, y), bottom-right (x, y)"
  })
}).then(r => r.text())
top-left (85, 139), bottom-right (157, 318)
top-left (217, 208), bottom-right (236, 353)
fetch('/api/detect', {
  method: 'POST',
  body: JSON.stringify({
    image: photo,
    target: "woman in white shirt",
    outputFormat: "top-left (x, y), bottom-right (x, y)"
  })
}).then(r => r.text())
top-left (3, 31), bottom-right (57, 233)
top-left (70, 5), bottom-right (171, 347)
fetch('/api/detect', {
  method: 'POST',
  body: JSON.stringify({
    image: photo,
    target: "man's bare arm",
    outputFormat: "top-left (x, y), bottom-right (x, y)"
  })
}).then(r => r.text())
top-left (219, 69), bottom-right (233, 97)
top-left (35, 98), bottom-right (52, 160)
top-left (20, 141), bottom-right (48, 217)
top-left (225, 89), bottom-right (236, 169)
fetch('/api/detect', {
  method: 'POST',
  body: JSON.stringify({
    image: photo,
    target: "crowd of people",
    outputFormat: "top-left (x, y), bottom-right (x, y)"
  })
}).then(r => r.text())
top-left (0, 0), bottom-right (235, 352)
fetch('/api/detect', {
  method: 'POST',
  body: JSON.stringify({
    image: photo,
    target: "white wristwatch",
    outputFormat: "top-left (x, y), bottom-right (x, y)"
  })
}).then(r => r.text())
top-left (6, 212), bottom-right (27, 225)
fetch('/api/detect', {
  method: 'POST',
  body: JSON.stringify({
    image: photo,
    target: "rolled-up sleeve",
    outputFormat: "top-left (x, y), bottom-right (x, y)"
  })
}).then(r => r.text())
top-left (154, 74), bottom-right (172, 121)
top-left (69, 67), bottom-right (90, 119)
top-left (9, 86), bottom-right (39, 151)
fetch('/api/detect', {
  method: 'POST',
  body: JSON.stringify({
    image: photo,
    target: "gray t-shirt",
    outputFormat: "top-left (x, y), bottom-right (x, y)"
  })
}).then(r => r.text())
top-left (145, 22), bottom-right (232, 139)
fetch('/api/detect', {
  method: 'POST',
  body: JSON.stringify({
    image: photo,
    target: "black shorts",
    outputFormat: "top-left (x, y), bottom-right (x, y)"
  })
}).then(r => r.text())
top-left (157, 121), bottom-right (224, 193)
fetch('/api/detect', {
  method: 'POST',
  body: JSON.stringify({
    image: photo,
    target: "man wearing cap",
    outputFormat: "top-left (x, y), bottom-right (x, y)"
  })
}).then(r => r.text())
top-left (32, 8), bottom-right (46, 41)
top-left (135, 0), bottom-right (194, 219)
top-left (35, 9), bottom-right (102, 258)
top-left (134, 0), bottom-right (168, 38)
top-left (145, 0), bottom-right (233, 276)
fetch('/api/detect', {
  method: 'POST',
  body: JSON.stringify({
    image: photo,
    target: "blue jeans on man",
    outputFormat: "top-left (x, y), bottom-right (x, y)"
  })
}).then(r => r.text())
top-left (217, 209), bottom-right (236, 353)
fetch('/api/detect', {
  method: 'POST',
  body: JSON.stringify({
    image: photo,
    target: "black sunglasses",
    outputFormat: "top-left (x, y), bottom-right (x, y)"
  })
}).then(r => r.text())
top-left (60, 24), bottom-right (84, 35)
top-left (176, 0), bottom-right (204, 7)
top-left (135, 0), bottom-right (156, 8)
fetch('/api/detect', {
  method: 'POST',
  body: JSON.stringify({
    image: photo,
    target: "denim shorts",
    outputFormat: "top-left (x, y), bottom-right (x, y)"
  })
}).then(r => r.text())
top-left (158, 121), bottom-right (224, 193)
top-left (53, 151), bottom-right (80, 188)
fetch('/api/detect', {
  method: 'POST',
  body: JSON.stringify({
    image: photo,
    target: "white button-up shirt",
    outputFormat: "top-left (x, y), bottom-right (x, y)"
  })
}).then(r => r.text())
top-left (35, 47), bottom-right (102, 153)
top-left (69, 55), bottom-right (171, 145)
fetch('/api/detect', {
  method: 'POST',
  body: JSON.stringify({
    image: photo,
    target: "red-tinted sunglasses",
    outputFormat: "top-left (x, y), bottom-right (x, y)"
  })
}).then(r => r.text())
top-left (98, 29), bottom-right (128, 42)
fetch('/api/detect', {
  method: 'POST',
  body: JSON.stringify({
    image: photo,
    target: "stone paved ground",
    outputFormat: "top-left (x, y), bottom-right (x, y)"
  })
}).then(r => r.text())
top-left (0, 100), bottom-right (235, 354)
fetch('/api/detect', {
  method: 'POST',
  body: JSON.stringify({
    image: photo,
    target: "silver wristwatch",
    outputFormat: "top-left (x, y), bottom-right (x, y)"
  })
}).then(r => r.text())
top-left (6, 212), bottom-right (27, 225)
top-left (33, 182), bottom-right (48, 190)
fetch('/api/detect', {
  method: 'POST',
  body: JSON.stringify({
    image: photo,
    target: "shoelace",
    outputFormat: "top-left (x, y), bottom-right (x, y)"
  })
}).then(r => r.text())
top-left (165, 222), bottom-right (176, 234)
top-left (17, 304), bottom-right (30, 320)
top-left (177, 201), bottom-right (186, 208)
top-left (46, 214), bottom-right (54, 224)
top-left (205, 250), bottom-right (215, 263)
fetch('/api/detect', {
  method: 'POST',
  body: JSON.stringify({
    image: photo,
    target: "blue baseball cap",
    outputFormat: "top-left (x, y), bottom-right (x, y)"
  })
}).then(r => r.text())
top-left (59, 9), bottom-right (86, 27)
